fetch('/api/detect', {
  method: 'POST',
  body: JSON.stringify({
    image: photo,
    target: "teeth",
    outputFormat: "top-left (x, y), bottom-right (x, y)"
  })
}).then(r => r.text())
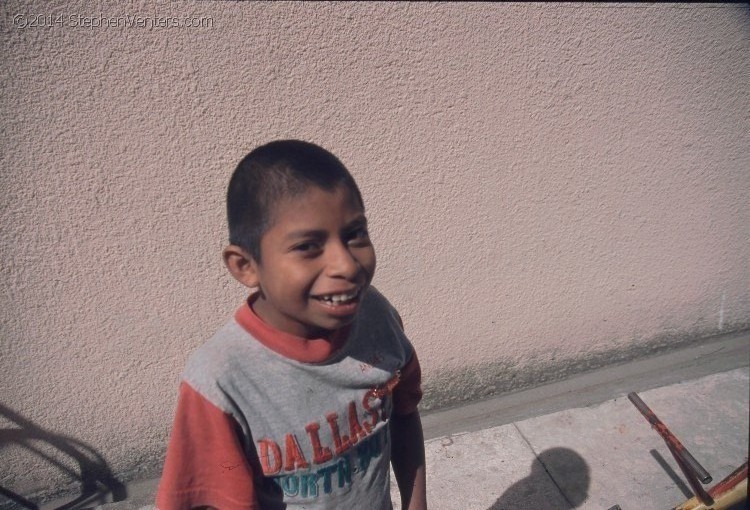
top-left (320, 290), bottom-right (358, 303)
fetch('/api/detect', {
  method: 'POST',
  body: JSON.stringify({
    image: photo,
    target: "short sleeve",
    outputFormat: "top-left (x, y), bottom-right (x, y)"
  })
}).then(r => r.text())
top-left (392, 352), bottom-right (423, 416)
top-left (156, 382), bottom-right (259, 510)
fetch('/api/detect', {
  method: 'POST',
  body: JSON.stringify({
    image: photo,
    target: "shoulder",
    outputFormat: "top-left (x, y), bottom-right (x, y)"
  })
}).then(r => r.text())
top-left (184, 320), bottom-right (250, 376)
top-left (359, 286), bottom-right (403, 326)
top-left (181, 318), bottom-right (260, 414)
top-left (353, 286), bottom-right (414, 362)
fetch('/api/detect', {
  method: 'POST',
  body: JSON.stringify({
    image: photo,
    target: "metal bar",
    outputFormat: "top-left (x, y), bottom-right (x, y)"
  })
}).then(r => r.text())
top-left (674, 461), bottom-right (748, 510)
top-left (666, 439), bottom-right (713, 505)
top-left (627, 392), bottom-right (712, 484)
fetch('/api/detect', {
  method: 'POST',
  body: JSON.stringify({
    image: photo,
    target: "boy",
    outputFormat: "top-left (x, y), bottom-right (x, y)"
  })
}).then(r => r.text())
top-left (156, 140), bottom-right (427, 510)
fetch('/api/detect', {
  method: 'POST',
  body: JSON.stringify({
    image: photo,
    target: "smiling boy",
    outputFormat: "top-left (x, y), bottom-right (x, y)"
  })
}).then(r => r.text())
top-left (156, 140), bottom-right (426, 510)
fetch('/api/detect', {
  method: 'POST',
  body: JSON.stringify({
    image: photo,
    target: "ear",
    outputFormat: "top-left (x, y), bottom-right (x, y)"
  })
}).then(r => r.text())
top-left (223, 244), bottom-right (260, 289)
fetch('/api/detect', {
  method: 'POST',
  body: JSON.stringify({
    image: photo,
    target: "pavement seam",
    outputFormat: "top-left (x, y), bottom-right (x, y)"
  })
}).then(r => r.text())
top-left (512, 422), bottom-right (577, 509)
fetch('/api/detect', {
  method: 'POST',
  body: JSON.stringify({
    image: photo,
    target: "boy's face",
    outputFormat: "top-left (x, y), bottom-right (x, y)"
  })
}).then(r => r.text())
top-left (248, 185), bottom-right (376, 339)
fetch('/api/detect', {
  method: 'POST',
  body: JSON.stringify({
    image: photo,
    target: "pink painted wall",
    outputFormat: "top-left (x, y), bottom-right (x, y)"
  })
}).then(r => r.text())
top-left (1, 2), bottom-right (748, 503)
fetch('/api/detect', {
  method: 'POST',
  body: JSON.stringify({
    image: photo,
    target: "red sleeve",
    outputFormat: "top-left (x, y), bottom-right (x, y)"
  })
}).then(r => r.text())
top-left (156, 382), bottom-right (259, 510)
top-left (392, 352), bottom-right (423, 416)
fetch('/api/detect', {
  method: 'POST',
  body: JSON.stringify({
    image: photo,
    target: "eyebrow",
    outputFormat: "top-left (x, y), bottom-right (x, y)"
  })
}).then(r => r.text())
top-left (344, 215), bottom-right (368, 230)
top-left (284, 215), bottom-right (368, 241)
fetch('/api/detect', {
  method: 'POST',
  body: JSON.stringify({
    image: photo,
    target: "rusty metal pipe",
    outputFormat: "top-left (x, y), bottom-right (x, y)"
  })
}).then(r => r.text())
top-left (665, 438), bottom-right (714, 505)
top-left (674, 461), bottom-right (748, 510)
top-left (627, 392), bottom-right (712, 484)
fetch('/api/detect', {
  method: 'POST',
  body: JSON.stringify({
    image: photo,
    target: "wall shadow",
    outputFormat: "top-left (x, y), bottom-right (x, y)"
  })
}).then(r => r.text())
top-left (0, 403), bottom-right (126, 510)
top-left (489, 447), bottom-right (590, 510)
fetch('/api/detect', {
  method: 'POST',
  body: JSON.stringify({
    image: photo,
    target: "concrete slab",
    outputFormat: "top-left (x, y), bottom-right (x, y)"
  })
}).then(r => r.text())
top-left (39, 479), bottom-right (158, 510)
top-left (391, 424), bottom-right (569, 510)
top-left (516, 368), bottom-right (749, 510)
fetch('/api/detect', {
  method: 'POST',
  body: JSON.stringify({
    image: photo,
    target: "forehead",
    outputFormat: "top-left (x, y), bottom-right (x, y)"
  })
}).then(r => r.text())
top-left (266, 184), bottom-right (364, 231)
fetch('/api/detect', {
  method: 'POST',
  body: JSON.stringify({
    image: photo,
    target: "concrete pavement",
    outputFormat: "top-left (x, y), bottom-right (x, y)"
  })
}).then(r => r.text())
top-left (39, 332), bottom-right (749, 510)
top-left (393, 367), bottom-right (748, 509)
top-left (389, 331), bottom-right (749, 509)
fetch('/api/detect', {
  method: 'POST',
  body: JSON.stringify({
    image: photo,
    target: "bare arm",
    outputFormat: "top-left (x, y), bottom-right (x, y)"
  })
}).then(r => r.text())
top-left (390, 410), bottom-right (427, 510)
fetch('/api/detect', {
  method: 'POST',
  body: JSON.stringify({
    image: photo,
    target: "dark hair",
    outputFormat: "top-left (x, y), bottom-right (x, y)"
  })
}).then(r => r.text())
top-left (227, 140), bottom-right (364, 261)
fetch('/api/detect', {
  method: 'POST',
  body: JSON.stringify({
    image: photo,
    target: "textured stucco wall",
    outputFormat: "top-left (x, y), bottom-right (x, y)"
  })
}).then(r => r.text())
top-left (1, 1), bottom-right (748, 503)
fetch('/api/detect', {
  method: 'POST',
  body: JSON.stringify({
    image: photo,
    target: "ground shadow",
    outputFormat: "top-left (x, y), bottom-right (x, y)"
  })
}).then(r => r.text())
top-left (489, 447), bottom-right (590, 510)
top-left (0, 403), bottom-right (126, 509)
top-left (649, 449), bottom-right (693, 499)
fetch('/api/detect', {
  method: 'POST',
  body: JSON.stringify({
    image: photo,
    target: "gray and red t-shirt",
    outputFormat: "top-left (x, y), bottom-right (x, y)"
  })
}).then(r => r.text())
top-left (157, 287), bottom-right (422, 510)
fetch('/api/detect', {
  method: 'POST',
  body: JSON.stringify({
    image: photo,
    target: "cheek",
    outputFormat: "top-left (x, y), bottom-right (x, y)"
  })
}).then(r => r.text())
top-left (281, 262), bottom-right (322, 292)
top-left (360, 247), bottom-right (377, 276)
top-left (262, 262), bottom-right (305, 294)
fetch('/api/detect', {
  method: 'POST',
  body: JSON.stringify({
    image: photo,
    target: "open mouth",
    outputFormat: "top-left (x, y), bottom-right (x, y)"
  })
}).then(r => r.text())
top-left (312, 288), bottom-right (361, 307)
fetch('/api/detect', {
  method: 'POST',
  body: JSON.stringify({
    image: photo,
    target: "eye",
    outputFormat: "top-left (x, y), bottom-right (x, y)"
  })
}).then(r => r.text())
top-left (292, 241), bottom-right (322, 255)
top-left (346, 227), bottom-right (371, 246)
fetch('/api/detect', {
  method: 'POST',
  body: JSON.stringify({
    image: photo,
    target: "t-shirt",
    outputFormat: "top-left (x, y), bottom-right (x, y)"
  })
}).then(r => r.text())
top-left (156, 287), bottom-right (422, 510)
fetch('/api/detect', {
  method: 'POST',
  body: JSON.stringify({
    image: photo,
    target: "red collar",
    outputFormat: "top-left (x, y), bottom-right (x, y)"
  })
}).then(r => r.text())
top-left (233, 295), bottom-right (350, 363)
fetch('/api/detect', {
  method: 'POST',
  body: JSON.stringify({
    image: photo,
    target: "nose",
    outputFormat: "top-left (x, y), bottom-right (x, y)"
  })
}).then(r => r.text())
top-left (325, 241), bottom-right (359, 279)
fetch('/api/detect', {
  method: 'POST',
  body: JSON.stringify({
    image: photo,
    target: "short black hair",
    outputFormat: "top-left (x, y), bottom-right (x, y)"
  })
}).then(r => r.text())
top-left (227, 140), bottom-right (364, 261)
